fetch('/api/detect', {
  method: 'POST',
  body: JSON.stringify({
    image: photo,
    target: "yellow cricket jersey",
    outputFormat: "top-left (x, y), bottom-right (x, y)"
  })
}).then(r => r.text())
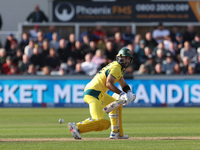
top-left (84, 61), bottom-right (125, 94)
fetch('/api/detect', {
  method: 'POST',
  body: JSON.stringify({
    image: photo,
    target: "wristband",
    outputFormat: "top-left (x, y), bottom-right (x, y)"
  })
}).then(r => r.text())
top-left (123, 85), bottom-right (131, 93)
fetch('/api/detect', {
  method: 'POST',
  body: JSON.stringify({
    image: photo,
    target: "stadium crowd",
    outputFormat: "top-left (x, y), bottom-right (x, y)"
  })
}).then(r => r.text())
top-left (0, 22), bottom-right (199, 76)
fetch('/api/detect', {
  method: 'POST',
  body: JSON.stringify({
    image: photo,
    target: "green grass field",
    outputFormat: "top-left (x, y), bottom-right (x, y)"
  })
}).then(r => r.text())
top-left (0, 107), bottom-right (200, 150)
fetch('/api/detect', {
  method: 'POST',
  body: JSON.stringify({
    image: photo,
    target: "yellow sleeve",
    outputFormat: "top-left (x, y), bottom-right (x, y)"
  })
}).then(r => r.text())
top-left (109, 66), bottom-right (122, 80)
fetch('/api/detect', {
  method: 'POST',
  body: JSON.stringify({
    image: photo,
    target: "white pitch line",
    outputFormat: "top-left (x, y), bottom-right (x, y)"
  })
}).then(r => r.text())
top-left (0, 137), bottom-right (200, 142)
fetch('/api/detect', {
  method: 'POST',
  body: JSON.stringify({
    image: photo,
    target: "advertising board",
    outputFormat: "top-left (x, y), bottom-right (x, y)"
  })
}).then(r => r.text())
top-left (0, 78), bottom-right (200, 107)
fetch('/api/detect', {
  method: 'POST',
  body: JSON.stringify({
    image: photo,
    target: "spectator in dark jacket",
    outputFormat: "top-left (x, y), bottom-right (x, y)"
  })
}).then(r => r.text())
top-left (26, 4), bottom-right (48, 22)
top-left (45, 48), bottom-right (60, 71)
top-left (30, 46), bottom-right (44, 70)
top-left (57, 39), bottom-right (72, 63)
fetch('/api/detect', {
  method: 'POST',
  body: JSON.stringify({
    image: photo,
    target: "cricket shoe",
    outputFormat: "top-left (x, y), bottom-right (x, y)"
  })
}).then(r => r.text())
top-left (109, 131), bottom-right (129, 139)
top-left (68, 122), bottom-right (81, 140)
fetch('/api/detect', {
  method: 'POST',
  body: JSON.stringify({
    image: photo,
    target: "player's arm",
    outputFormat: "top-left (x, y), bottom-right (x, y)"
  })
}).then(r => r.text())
top-left (118, 77), bottom-right (136, 103)
top-left (118, 77), bottom-right (130, 93)
top-left (103, 74), bottom-right (126, 113)
top-left (103, 76), bottom-right (134, 113)
top-left (106, 74), bottom-right (122, 95)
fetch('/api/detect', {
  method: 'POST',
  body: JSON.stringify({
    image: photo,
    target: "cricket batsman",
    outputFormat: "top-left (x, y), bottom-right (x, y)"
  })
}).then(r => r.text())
top-left (68, 48), bottom-right (136, 139)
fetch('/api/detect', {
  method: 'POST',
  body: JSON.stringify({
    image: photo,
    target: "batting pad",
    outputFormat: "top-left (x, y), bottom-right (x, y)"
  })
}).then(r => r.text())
top-left (109, 106), bottom-right (123, 136)
top-left (109, 108), bottom-right (119, 133)
top-left (76, 118), bottom-right (110, 133)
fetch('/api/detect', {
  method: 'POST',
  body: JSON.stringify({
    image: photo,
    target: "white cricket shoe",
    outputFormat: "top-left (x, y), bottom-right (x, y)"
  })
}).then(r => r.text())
top-left (109, 131), bottom-right (129, 139)
top-left (68, 122), bottom-right (81, 140)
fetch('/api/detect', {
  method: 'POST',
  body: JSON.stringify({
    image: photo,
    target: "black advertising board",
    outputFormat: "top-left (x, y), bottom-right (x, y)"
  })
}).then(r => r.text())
top-left (52, 0), bottom-right (200, 22)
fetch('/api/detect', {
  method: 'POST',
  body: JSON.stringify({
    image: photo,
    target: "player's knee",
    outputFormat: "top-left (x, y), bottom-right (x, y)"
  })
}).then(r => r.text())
top-left (99, 119), bottom-right (111, 131)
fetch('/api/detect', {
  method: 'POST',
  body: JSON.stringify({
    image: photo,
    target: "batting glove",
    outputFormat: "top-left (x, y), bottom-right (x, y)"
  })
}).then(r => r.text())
top-left (119, 92), bottom-right (128, 101)
top-left (125, 91), bottom-right (136, 105)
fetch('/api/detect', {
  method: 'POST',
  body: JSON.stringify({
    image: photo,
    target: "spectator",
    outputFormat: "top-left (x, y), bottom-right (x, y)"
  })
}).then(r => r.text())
top-left (197, 47), bottom-right (200, 55)
top-left (183, 24), bottom-right (196, 42)
top-left (153, 42), bottom-right (168, 57)
top-left (144, 32), bottom-right (157, 50)
top-left (99, 57), bottom-right (109, 69)
top-left (0, 48), bottom-right (6, 68)
top-left (168, 42), bottom-right (181, 63)
top-left (96, 33), bottom-right (108, 52)
top-left (180, 41), bottom-right (197, 63)
top-left (18, 54), bottom-right (30, 74)
top-left (136, 39), bottom-right (145, 63)
top-left (134, 34), bottom-right (142, 53)
top-left (195, 55), bottom-right (200, 74)
top-left (127, 43), bottom-right (140, 71)
top-left (66, 57), bottom-right (76, 74)
top-left (89, 41), bottom-right (97, 55)
top-left (67, 33), bottom-right (76, 52)
top-left (24, 39), bottom-right (35, 58)
top-left (29, 25), bottom-right (40, 41)
top-left (163, 35), bottom-right (173, 51)
top-left (162, 52), bottom-right (177, 75)
top-left (191, 33), bottom-right (200, 49)
top-left (45, 26), bottom-right (56, 41)
top-left (51, 63), bottom-right (67, 76)
top-left (105, 41), bottom-right (117, 63)
top-left (72, 41), bottom-right (85, 63)
top-left (136, 64), bottom-right (148, 75)
top-left (81, 53), bottom-right (98, 76)
top-left (107, 26), bottom-right (119, 41)
top-left (30, 46), bottom-right (44, 70)
top-left (73, 63), bottom-right (85, 75)
top-left (8, 38), bottom-right (18, 58)
top-left (170, 26), bottom-right (180, 42)
top-left (172, 63), bottom-right (183, 75)
top-left (167, 41), bottom-right (177, 56)
top-left (8, 65), bottom-right (20, 75)
top-left (155, 49), bottom-right (165, 64)
top-left (91, 49), bottom-right (104, 69)
top-left (122, 26), bottom-right (135, 45)
top-left (2, 56), bottom-right (16, 74)
top-left (24, 64), bottom-right (36, 75)
top-left (26, 4), bottom-right (48, 22)
top-left (175, 32), bottom-right (184, 51)
top-left (45, 48), bottom-right (60, 71)
top-left (93, 25), bottom-right (105, 40)
top-left (58, 64), bottom-right (67, 75)
top-left (49, 32), bottom-right (60, 51)
top-left (57, 38), bottom-right (71, 63)
top-left (152, 22), bottom-right (170, 44)
top-left (180, 56), bottom-right (190, 74)
top-left (12, 49), bottom-right (23, 66)
top-left (81, 35), bottom-right (91, 55)
top-left (41, 39), bottom-right (50, 58)
top-left (80, 27), bottom-right (99, 43)
top-left (36, 31), bottom-right (44, 49)
top-left (19, 32), bottom-right (29, 53)
top-left (41, 66), bottom-right (51, 75)
top-left (4, 33), bottom-right (18, 54)
top-left (140, 46), bottom-right (152, 64)
top-left (154, 63), bottom-right (165, 75)
top-left (144, 54), bottom-right (156, 75)
top-left (187, 64), bottom-right (195, 75)
top-left (113, 32), bottom-right (124, 51)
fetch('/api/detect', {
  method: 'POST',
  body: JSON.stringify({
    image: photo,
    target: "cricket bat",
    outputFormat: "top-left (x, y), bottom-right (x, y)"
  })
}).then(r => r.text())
top-left (103, 99), bottom-right (127, 113)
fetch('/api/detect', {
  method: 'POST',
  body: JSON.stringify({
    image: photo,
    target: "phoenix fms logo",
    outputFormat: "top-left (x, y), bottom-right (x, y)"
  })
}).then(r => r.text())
top-left (54, 2), bottom-right (75, 21)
